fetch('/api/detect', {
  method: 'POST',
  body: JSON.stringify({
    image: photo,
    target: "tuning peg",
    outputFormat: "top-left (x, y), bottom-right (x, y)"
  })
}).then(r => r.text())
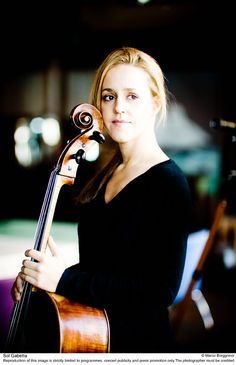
top-left (72, 149), bottom-right (86, 164)
top-left (89, 131), bottom-right (105, 144)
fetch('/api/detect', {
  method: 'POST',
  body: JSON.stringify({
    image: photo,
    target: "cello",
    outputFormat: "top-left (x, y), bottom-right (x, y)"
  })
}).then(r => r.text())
top-left (5, 104), bottom-right (110, 353)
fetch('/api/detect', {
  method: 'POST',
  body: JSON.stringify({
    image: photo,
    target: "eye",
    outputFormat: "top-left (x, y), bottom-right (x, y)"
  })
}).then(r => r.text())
top-left (127, 93), bottom-right (138, 100)
top-left (102, 94), bottom-right (114, 102)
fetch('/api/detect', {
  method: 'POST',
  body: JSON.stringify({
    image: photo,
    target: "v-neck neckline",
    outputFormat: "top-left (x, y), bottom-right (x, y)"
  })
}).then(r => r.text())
top-left (103, 159), bottom-right (171, 205)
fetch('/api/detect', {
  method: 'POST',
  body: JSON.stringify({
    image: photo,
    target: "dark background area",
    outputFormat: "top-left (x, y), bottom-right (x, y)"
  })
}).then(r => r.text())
top-left (0, 1), bottom-right (235, 73)
top-left (1, 1), bottom-right (236, 95)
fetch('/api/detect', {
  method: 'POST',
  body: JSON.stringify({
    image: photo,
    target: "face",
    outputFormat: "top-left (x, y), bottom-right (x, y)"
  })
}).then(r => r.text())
top-left (101, 64), bottom-right (158, 144)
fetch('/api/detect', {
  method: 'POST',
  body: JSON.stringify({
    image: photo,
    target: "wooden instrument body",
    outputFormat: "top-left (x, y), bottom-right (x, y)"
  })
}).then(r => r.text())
top-left (20, 290), bottom-right (110, 353)
top-left (5, 104), bottom-right (110, 353)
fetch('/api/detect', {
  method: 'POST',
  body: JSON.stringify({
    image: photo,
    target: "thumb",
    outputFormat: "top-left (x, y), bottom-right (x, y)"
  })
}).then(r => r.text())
top-left (47, 235), bottom-right (60, 257)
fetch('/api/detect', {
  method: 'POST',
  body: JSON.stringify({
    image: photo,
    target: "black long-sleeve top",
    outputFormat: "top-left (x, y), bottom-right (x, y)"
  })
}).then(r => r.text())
top-left (56, 159), bottom-right (192, 352)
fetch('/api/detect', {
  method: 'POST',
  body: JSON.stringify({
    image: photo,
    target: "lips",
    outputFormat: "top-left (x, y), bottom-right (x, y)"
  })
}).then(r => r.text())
top-left (112, 119), bottom-right (130, 124)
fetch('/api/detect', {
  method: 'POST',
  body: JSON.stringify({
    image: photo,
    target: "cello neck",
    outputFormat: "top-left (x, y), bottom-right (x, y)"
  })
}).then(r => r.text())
top-left (33, 169), bottom-right (73, 253)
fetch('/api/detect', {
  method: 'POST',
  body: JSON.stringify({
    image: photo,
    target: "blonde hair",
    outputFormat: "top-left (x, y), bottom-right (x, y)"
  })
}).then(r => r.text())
top-left (78, 47), bottom-right (168, 203)
top-left (89, 46), bottom-right (168, 123)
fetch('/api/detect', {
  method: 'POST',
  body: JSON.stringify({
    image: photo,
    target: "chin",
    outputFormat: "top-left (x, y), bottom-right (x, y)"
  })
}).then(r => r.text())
top-left (111, 135), bottom-right (131, 143)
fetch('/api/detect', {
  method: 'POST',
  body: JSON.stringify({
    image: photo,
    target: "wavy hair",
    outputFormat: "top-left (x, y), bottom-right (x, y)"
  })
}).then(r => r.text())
top-left (78, 47), bottom-right (168, 203)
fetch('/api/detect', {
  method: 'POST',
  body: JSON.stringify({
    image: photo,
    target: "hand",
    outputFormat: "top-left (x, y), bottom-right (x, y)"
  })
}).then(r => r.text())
top-left (19, 236), bottom-right (67, 294)
top-left (11, 275), bottom-right (24, 303)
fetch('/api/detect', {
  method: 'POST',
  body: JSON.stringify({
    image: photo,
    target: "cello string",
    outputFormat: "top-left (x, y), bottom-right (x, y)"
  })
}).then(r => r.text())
top-left (33, 169), bottom-right (57, 251)
top-left (6, 169), bottom-right (58, 349)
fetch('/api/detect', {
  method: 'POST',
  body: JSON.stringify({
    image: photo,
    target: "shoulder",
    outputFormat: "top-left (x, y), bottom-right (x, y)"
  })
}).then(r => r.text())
top-left (147, 159), bottom-right (187, 183)
top-left (146, 159), bottom-right (191, 199)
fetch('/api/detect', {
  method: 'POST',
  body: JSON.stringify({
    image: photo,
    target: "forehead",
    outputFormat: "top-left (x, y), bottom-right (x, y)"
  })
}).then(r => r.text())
top-left (103, 64), bottom-right (149, 89)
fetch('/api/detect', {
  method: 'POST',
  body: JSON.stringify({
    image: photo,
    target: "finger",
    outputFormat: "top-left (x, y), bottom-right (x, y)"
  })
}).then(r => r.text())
top-left (16, 275), bottom-right (24, 292)
top-left (14, 292), bottom-right (21, 303)
top-left (47, 235), bottom-right (59, 257)
top-left (11, 276), bottom-right (24, 302)
top-left (19, 270), bottom-right (38, 287)
top-left (22, 259), bottom-right (38, 271)
top-left (12, 286), bottom-right (21, 303)
top-left (25, 249), bottom-right (43, 262)
top-left (21, 265), bottom-right (37, 278)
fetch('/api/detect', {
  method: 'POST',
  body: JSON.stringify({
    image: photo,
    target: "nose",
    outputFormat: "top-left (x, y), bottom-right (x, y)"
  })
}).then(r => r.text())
top-left (114, 96), bottom-right (126, 114)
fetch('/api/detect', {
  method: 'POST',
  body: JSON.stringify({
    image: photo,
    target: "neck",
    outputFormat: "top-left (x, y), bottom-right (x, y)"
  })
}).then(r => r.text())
top-left (119, 138), bottom-right (169, 168)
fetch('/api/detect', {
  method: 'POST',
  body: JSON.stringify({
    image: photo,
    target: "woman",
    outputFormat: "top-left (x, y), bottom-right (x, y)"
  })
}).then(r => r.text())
top-left (12, 47), bottom-right (192, 352)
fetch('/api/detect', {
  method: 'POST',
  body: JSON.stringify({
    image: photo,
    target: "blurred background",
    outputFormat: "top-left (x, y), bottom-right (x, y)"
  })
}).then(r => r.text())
top-left (0, 0), bottom-right (236, 353)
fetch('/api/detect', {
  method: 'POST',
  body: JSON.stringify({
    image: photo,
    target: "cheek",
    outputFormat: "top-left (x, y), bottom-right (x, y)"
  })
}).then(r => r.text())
top-left (101, 102), bottom-right (109, 117)
top-left (101, 100), bottom-right (115, 120)
top-left (101, 111), bottom-right (108, 126)
top-left (141, 101), bottom-right (157, 119)
top-left (101, 109), bottom-right (110, 130)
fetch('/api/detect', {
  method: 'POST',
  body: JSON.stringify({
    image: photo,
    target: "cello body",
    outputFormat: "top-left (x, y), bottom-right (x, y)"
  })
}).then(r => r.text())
top-left (18, 291), bottom-right (110, 353)
top-left (5, 104), bottom-right (110, 353)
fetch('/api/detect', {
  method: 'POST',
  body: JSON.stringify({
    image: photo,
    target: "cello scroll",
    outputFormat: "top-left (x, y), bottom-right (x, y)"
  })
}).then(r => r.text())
top-left (57, 103), bottom-right (105, 181)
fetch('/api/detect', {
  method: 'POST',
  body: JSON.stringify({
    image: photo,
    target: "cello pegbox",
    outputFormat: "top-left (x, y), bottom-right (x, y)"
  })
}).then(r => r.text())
top-left (89, 131), bottom-right (105, 144)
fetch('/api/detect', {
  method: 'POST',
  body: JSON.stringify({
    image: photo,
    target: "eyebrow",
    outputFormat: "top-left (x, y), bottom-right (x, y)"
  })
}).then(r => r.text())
top-left (102, 87), bottom-right (138, 93)
top-left (102, 88), bottom-right (114, 93)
